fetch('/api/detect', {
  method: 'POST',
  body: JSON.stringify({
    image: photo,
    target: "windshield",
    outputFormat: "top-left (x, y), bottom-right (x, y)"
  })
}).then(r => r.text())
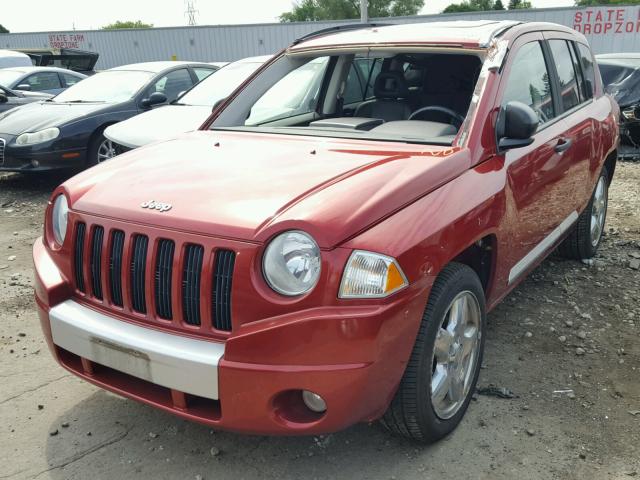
top-left (53, 70), bottom-right (153, 103)
top-left (0, 70), bottom-right (24, 87)
top-left (210, 50), bottom-right (483, 145)
top-left (179, 61), bottom-right (264, 106)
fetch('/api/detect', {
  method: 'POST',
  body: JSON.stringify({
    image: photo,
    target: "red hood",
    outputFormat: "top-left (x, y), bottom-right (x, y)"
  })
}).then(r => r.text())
top-left (65, 130), bottom-right (469, 248)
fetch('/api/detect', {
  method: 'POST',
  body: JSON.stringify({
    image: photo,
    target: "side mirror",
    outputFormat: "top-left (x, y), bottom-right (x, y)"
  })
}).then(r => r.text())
top-left (0, 93), bottom-right (7, 103)
top-left (211, 97), bottom-right (227, 112)
top-left (496, 101), bottom-right (539, 152)
top-left (15, 84), bottom-right (31, 91)
top-left (141, 91), bottom-right (167, 108)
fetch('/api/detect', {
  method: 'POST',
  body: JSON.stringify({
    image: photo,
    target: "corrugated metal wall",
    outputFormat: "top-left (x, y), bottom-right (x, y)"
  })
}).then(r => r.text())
top-left (1, 6), bottom-right (639, 69)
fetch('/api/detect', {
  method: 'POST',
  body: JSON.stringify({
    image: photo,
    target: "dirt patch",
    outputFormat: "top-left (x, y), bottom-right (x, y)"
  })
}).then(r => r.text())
top-left (0, 165), bottom-right (638, 480)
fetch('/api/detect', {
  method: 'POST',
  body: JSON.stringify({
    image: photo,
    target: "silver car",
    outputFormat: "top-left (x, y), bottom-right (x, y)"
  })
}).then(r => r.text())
top-left (0, 66), bottom-right (87, 95)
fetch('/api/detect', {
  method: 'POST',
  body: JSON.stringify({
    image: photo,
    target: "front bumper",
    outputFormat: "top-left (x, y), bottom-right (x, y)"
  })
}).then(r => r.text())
top-left (34, 238), bottom-right (429, 435)
top-left (50, 300), bottom-right (224, 399)
top-left (0, 134), bottom-right (86, 171)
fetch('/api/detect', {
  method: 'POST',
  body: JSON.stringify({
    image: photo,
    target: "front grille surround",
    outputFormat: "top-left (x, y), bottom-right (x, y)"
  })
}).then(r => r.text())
top-left (71, 217), bottom-right (236, 334)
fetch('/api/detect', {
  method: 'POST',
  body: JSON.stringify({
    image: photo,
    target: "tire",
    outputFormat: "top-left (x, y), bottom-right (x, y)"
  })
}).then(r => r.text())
top-left (86, 129), bottom-right (118, 168)
top-left (381, 262), bottom-right (486, 443)
top-left (558, 167), bottom-right (609, 260)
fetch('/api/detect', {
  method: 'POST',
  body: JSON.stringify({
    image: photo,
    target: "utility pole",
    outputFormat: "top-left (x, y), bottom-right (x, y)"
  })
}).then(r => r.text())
top-left (360, 0), bottom-right (368, 23)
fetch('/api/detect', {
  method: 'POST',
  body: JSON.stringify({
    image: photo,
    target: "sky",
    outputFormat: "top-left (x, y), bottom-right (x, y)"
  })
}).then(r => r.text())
top-left (1, 0), bottom-right (575, 33)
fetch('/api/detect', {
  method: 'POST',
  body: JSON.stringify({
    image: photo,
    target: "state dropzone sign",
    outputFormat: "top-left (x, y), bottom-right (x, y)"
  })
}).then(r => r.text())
top-left (574, 7), bottom-right (640, 35)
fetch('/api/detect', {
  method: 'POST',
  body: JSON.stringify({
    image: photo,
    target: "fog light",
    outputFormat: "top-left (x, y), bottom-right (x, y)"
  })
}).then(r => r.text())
top-left (31, 159), bottom-right (40, 168)
top-left (302, 390), bottom-right (326, 413)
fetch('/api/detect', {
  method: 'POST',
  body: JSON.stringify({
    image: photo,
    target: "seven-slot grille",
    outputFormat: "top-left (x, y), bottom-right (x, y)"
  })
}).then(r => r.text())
top-left (0, 138), bottom-right (5, 166)
top-left (73, 222), bottom-right (236, 332)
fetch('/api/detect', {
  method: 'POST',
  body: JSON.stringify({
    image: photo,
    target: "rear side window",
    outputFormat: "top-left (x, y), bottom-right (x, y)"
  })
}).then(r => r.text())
top-left (193, 67), bottom-right (215, 82)
top-left (502, 41), bottom-right (555, 124)
top-left (151, 68), bottom-right (194, 102)
top-left (548, 40), bottom-right (582, 112)
top-left (61, 72), bottom-right (82, 87)
top-left (576, 43), bottom-right (595, 99)
top-left (25, 72), bottom-right (62, 91)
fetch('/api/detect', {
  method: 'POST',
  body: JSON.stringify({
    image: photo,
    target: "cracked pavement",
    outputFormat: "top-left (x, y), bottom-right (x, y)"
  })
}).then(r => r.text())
top-left (0, 165), bottom-right (639, 480)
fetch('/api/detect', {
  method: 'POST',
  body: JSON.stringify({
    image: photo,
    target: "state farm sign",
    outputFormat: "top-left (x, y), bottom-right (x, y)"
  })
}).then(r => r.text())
top-left (574, 8), bottom-right (640, 35)
top-left (48, 33), bottom-right (87, 49)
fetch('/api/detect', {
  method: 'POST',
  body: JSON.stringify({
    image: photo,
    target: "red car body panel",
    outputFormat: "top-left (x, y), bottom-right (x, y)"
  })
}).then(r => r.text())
top-left (33, 21), bottom-right (619, 435)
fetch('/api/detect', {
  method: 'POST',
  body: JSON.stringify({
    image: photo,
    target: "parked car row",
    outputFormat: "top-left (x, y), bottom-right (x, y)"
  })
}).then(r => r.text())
top-left (0, 61), bottom-right (218, 170)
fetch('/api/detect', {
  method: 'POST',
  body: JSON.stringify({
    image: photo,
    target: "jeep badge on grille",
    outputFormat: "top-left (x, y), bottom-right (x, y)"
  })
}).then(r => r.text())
top-left (140, 200), bottom-right (172, 212)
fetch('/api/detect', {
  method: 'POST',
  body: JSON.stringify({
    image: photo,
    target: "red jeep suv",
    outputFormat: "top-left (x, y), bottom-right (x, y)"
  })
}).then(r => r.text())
top-left (33, 20), bottom-right (619, 442)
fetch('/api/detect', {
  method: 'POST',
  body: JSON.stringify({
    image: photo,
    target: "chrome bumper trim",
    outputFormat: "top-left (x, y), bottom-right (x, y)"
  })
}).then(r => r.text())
top-left (49, 300), bottom-right (224, 399)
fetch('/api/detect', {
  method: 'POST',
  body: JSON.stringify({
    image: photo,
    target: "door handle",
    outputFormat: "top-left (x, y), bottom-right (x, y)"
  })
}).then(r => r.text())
top-left (554, 138), bottom-right (572, 153)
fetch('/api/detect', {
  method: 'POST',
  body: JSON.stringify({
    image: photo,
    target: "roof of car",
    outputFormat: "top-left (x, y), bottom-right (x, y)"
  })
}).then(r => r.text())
top-left (0, 66), bottom-right (87, 76)
top-left (289, 20), bottom-right (580, 52)
top-left (110, 61), bottom-right (214, 73)
top-left (234, 55), bottom-right (273, 64)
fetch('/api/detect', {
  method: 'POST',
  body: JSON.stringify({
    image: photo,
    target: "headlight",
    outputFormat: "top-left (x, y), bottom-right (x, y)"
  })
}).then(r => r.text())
top-left (263, 230), bottom-right (321, 296)
top-left (16, 127), bottom-right (60, 146)
top-left (339, 250), bottom-right (408, 299)
top-left (51, 195), bottom-right (69, 245)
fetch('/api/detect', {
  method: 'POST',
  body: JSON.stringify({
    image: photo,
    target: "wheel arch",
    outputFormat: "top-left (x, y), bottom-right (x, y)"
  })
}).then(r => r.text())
top-left (603, 148), bottom-right (617, 185)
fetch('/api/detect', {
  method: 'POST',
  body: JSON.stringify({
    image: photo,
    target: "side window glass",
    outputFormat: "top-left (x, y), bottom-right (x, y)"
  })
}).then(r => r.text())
top-left (194, 67), bottom-right (215, 82)
top-left (343, 62), bottom-right (365, 105)
top-left (151, 68), bottom-right (194, 102)
top-left (577, 43), bottom-right (595, 99)
top-left (26, 72), bottom-right (62, 91)
top-left (62, 73), bottom-right (81, 87)
top-left (548, 39), bottom-right (582, 112)
top-left (502, 41), bottom-right (555, 124)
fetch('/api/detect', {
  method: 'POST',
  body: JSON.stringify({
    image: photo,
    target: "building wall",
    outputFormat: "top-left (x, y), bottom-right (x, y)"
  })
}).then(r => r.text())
top-left (1, 5), bottom-right (639, 69)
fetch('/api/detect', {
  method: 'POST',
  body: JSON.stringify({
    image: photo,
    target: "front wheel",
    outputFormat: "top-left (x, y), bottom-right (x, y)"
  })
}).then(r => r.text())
top-left (86, 130), bottom-right (118, 167)
top-left (381, 263), bottom-right (486, 443)
top-left (558, 167), bottom-right (609, 260)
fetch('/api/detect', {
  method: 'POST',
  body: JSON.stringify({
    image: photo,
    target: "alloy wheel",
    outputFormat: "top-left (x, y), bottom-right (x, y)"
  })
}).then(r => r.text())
top-left (431, 291), bottom-right (482, 420)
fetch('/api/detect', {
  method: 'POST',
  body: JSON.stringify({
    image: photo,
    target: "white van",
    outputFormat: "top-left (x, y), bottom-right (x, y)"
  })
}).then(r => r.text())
top-left (0, 50), bottom-right (32, 68)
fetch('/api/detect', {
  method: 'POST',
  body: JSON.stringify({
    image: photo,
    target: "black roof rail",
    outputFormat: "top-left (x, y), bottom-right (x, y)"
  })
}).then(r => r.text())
top-left (292, 22), bottom-right (391, 45)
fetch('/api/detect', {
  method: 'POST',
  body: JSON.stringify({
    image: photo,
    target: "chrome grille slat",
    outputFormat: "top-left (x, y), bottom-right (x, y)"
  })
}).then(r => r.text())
top-left (182, 244), bottom-right (204, 326)
top-left (154, 239), bottom-right (174, 320)
top-left (109, 230), bottom-right (125, 307)
top-left (213, 250), bottom-right (235, 332)
top-left (90, 226), bottom-right (104, 300)
top-left (74, 223), bottom-right (86, 293)
top-left (130, 235), bottom-right (148, 314)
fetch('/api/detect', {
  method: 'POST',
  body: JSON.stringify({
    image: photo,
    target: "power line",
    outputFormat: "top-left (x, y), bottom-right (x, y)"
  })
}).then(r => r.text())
top-left (185, 0), bottom-right (198, 26)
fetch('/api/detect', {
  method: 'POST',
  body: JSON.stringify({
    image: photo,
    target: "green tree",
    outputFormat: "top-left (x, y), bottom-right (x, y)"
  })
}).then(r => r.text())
top-left (494, 0), bottom-right (505, 9)
top-left (442, 0), bottom-right (496, 13)
top-left (0, 24), bottom-right (9, 34)
top-left (280, 0), bottom-right (425, 22)
top-left (508, 0), bottom-right (532, 8)
top-left (102, 20), bottom-right (153, 30)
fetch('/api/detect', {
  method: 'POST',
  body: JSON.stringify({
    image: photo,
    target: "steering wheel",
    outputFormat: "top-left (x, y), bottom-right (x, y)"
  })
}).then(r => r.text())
top-left (409, 106), bottom-right (465, 129)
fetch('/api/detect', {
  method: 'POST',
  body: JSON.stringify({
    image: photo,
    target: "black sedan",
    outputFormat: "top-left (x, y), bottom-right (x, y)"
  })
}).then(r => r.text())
top-left (596, 53), bottom-right (640, 160)
top-left (0, 85), bottom-right (51, 113)
top-left (0, 61), bottom-right (218, 172)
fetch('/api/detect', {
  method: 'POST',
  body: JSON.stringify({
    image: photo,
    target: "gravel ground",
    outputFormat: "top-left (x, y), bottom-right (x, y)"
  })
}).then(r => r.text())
top-left (0, 163), bottom-right (638, 480)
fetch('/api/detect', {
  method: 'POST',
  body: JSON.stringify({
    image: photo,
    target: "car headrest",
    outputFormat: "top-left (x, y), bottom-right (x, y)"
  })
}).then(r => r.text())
top-left (374, 71), bottom-right (409, 100)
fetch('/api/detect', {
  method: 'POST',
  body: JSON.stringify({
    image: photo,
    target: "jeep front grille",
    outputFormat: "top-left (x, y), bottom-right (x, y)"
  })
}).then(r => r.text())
top-left (72, 221), bottom-right (236, 332)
